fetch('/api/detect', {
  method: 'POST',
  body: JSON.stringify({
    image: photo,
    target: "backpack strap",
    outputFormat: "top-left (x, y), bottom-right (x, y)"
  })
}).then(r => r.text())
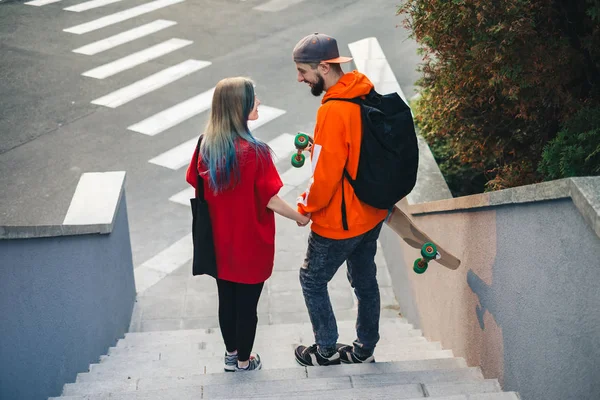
top-left (323, 97), bottom-right (362, 105)
top-left (323, 96), bottom-right (363, 232)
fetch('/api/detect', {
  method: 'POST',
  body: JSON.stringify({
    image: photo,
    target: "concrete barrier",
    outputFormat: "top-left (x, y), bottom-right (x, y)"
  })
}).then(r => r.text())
top-left (0, 171), bottom-right (136, 400)
top-left (382, 176), bottom-right (600, 400)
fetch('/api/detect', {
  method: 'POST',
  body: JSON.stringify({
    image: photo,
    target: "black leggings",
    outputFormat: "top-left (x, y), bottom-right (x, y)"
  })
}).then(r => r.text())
top-left (216, 279), bottom-right (264, 362)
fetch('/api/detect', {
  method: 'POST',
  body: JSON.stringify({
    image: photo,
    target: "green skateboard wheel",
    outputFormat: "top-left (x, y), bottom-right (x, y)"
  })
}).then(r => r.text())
top-left (421, 242), bottom-right (437, 260)
top-left (294, 133), bottom-right (310, 149)
top-left (291, 153), bottom-right (305, 168)
top-left (413, 258), bottom-right (428, 274)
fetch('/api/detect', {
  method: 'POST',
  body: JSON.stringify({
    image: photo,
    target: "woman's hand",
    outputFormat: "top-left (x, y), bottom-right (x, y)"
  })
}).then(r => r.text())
top-left (297, 213), bottom-right (311, 227)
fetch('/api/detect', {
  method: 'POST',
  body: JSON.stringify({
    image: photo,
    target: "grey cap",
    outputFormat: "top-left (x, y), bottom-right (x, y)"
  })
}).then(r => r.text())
top-left (292, 33), bottom-right (353, 64)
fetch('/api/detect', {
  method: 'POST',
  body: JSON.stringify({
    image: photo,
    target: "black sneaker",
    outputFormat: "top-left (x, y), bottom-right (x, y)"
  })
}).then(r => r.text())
top-left (338, 344), bottom-right (375, 364)
top-left (294, 344), bottom-right (341, 366)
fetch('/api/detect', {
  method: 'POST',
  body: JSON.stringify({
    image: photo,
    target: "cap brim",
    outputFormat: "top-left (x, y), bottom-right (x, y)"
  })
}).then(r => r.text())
top-left (322, 56), bottom-right (353, 63)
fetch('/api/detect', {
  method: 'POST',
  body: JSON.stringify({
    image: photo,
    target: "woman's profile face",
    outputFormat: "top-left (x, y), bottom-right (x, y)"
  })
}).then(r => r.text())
top-left (248, 95), bottom-right (260, 121)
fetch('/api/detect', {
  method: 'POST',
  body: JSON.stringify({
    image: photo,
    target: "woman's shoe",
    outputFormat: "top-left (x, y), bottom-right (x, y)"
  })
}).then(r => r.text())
top-left (235, 353), bottom-right (262, 371)
top-left (224, 351), bottom-right (238, 372)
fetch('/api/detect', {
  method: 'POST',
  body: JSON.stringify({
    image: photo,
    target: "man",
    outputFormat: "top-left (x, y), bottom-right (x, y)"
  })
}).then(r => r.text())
top-left (292, 33), bottom-right (388, 366)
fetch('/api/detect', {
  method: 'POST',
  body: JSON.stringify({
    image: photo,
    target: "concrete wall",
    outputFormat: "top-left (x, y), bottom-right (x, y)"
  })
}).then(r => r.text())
top-left (381, 177), bottom-right (600, 400)
top-left (0, 172), bottom-right (135, 400)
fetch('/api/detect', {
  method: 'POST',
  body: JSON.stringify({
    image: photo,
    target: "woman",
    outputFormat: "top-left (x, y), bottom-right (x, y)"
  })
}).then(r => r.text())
top-left (186, 77), bottom-right (309, 372)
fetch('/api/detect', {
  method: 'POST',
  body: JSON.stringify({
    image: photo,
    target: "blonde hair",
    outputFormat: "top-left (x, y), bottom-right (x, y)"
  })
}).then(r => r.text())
top-left (199, 77), bottom-right (270, 192)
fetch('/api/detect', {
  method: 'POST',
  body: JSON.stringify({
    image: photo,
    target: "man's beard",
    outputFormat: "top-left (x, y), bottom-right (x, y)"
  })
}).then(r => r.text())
top-left (310, 73), bottom-right (325, 96)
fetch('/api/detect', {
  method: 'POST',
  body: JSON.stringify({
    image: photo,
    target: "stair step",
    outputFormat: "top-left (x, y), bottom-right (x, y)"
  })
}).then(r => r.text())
top-left (108, 335), bottom-right (430, 356)
top-left (52, 391), bottom-right (520, 400)
top-left (425, 380), bottom-right (502, 396)
top-left (76, 357), bottom-right (466, 383)
top-left (87, 349), bottom-right (455, 375)
top-left (60, 368), bottom-right (485, 398)
top-left (216, 391), bottom-right (520, 400)
top-left (122, 317), bottom-right (408, 339)
top-left (101, 341), bottom-right (443, 363)
top-left (79, 351), bottom-right (454, 382)
top-left (116, 321), bottom-right (421, 349)
top-left (66, 362), bottom-right (475, 396)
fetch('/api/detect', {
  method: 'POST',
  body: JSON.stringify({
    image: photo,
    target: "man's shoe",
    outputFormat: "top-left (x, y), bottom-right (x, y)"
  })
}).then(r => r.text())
top-left (235, 353), bottom-right (262, 371)
top-left (294, 344), bottom-right (341, 367)
top-left (224, 351), bottom-right (238, 372)
top-left (338, 344), bottom-right (375, 364)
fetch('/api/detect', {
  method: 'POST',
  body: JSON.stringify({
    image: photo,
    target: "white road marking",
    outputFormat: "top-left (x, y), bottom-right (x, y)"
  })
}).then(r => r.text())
top-left (65, 0), bottom-right (122, 12)
top-left (72, 20), bottom-right (177, 55)
top-left (91, 59), bottom-right (210, 108)
top-left (82, 38), bottom-right (193, 79)
top-left (253, 0), bottom-right (305, 12)
top-left (128, 88), bottom-right (214, 136)
top-left (64, 0), bottom-right (185, 35)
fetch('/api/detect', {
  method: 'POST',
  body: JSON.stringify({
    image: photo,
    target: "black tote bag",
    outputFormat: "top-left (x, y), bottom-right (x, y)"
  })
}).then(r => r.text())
top-left (190, 136), bottom-right (218, 278)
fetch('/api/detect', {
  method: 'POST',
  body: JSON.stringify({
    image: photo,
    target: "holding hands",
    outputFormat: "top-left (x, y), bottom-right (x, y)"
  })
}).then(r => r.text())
top-left (297, 213), bottom-right (311, 227)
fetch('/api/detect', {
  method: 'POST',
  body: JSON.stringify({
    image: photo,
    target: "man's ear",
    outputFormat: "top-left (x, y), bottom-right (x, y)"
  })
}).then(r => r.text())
top-left (318, 63), bottom-right (331, 75)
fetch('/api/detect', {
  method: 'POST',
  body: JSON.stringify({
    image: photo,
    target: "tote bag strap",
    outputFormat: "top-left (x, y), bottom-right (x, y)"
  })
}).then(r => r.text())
top-left (193, 135), bottom-right (206, 200)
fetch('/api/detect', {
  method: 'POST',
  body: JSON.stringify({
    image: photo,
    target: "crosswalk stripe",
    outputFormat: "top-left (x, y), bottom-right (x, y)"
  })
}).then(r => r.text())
top-left (64, 0), bottom-right (185, 35)
top-left (266, 132), bottom-right (294, 162)
top-left (91, 59), bottom-right (210, 108)
top-left (82, 38), bottom-right (193, 79)
top-left (72, 20), bottom-right (177, 55)
top-left (25, 0), bottom-right (61, 5)
top-left (168, 187), bottom-right (194, 206)
top-left (279, 162), bottom-right (312, 187)
top-left (348, 37), bottom-right (407, 104)
top-left (65, 0), bottom-right (122, 12)
top-left (253, 0), bottom-right (305, 12)
top-left (168, 132), bottom-right (296, 206)
top-left (149, 105), bottom-right (286, 170)
top-left (128, 88), bottom-right (215, 136)
top-left (134, 233), bottom-right (192, 293)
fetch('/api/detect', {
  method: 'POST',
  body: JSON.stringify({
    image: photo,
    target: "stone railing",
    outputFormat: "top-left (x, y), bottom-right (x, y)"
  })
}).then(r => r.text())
top-left (381, 148), bottom-right (600, 400)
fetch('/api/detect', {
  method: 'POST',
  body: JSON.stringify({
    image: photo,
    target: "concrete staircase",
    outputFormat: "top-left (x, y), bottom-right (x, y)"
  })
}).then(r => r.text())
top-left (51, 317), bottom-right (520, 399)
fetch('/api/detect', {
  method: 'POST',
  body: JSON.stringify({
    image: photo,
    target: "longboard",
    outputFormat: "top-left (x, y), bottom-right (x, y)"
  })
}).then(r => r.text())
top-left (291, 132), bottom-right (461, 274)
top-left (385, 202), bottom-right (461, 273)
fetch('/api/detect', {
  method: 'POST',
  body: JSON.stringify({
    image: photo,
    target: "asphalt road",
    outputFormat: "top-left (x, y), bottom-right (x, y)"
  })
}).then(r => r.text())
top-left (0, 0), bottom-right (422, 266)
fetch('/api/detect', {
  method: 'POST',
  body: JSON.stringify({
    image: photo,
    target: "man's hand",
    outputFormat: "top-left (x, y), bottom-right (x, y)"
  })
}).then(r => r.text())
top-left (297, 213), bottom-right (311, 227)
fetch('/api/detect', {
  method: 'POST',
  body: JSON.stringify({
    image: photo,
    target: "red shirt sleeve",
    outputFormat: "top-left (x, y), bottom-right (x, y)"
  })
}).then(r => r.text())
top-left (255, 152), bottom-right (283, 212)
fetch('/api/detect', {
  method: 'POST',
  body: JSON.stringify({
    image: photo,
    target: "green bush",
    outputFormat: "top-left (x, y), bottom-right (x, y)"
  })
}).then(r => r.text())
top-left (398, 0), bottom-right (600, 194)
top-left (538, 106), bottom-right (600, 179)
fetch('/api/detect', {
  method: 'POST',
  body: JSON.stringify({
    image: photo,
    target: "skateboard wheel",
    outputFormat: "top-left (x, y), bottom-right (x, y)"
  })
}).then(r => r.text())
top-left (421, 242), bottom-right (437, 260)
top-left (294, 133), bottom-right (310, 149)
top-left (413, 258), bottom-right (428, 274)
top-left (291, 153), bottom-right (305, 168)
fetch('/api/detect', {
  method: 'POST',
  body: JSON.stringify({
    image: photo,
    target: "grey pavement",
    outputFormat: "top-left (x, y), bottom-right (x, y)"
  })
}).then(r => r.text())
top-left (0, 0), bottom-right (422, 270)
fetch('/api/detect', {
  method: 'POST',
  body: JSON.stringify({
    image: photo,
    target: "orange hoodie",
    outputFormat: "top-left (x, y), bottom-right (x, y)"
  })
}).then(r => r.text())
top-left (297, 71), bottom-right (388, 239)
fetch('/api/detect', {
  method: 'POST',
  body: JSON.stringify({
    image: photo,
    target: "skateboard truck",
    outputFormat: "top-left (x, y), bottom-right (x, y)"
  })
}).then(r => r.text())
top-left (413, 242), bottom-right (440, 274)
top-left (291, 132), bottom-right (313, 168)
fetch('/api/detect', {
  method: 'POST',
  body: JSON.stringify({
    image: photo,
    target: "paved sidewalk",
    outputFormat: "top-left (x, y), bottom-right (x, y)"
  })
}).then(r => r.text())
top-left (129, 191), bottom-right (401, 333)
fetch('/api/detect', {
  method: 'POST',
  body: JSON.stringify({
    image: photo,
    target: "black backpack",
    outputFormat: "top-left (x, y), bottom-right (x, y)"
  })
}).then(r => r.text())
top-left (324, 88), bottom-right (419, 230)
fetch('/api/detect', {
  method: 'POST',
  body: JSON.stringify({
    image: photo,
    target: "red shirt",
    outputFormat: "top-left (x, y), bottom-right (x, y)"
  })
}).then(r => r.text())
top-left (185, 140), bottom-right (283, 284)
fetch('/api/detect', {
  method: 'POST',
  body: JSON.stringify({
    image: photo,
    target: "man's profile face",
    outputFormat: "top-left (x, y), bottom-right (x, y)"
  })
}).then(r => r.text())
top-left (296, 62), bottom-right (325, 97)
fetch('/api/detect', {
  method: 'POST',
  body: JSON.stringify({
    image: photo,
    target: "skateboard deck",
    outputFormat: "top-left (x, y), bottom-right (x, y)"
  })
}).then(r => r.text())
top-left (290, 132), bottom-right (460, 274)
top-left (385, 202), bottom-right (461, 272)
